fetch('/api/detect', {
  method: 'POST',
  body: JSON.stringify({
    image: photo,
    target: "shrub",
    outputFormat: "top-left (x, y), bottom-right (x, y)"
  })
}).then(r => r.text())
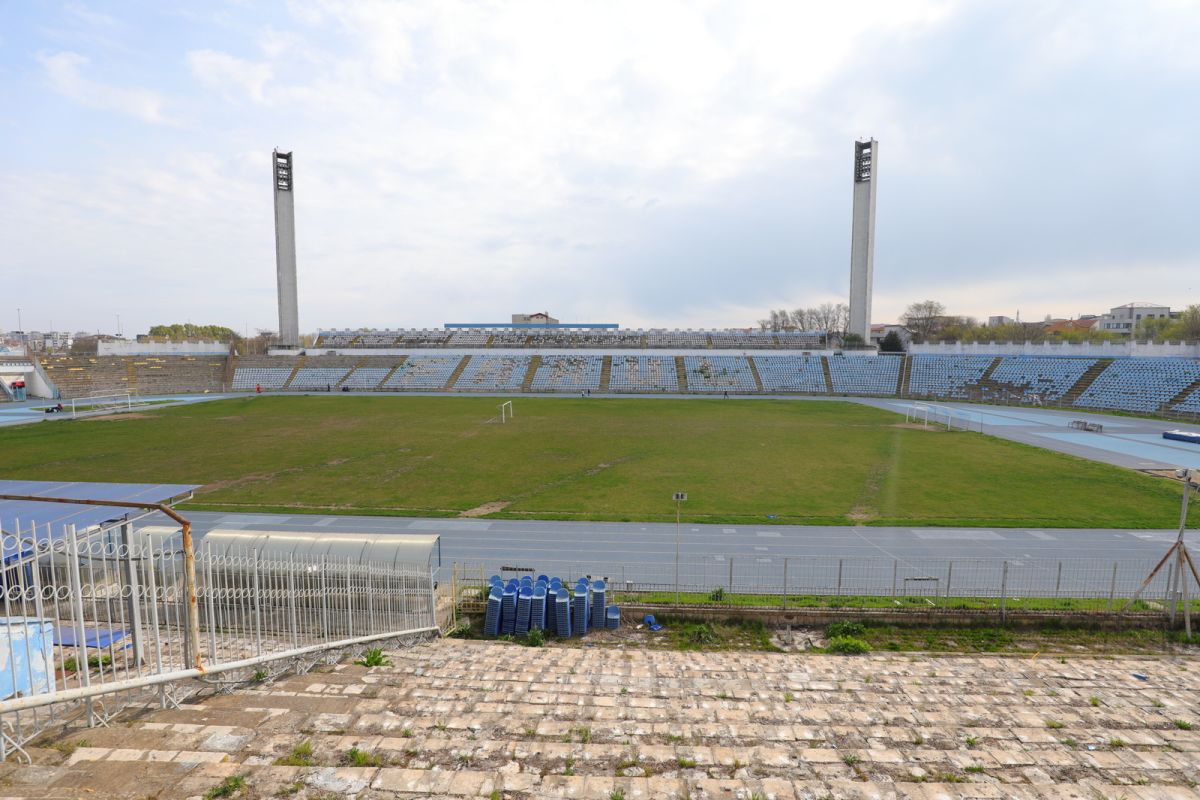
top-left (708, 587), bottom-right (726, 602)
top-left (273, 740), bottom-right (315, 767)
top-left (524, 628), bottom-right (545, 647)
top-left (355, 648), bottom-right (391, 668)
top-left (204, 774), bottom-right (247, 799)
top-left (827, 636), bottom-right (871, 655)
top-left (343, 747), bottom-right (383, 767)
top-left (685, 623), bottom-right (716, 645)
top-left (825, 621), bottom-right (866, 638)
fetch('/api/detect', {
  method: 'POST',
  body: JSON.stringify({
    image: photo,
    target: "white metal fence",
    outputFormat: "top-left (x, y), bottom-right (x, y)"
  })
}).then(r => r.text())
top-left (0, 522), bottom-right (437, 761)
top-left (452, 554), bottom-right (1187, 613)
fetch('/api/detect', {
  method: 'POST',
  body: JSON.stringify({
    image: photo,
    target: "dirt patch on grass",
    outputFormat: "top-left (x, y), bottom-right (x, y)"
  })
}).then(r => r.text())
top-left (460, 501), bottom-right (511, 517)
top-left (85, 413), bottom-right (152, 422)
top-left (891, 422), bottom-right (942, 431)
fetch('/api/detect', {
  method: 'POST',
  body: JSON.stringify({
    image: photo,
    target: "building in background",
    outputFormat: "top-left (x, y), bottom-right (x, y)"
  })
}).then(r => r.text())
top-left (511, 312), bottom-right (559, 325)
top-left (1097, 303), bottom-right (1176, 334)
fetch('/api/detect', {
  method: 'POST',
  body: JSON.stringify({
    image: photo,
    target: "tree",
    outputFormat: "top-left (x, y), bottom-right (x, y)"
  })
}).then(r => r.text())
top-left (148, 323), bottom-right (240, 342)
top-left (900, 300), bottom-right (946, 343)
top-left (879, 330), bottom-right (905, 352)
top-left (1176, 305), bottom-right (1200, 341)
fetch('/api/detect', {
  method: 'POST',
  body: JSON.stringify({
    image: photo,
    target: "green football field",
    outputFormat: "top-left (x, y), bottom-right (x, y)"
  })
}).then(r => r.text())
top-left (0, 396), bottom-right (1192, 528)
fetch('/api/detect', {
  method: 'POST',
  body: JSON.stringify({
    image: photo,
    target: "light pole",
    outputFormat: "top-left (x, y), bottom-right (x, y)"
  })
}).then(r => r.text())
top-left (673, 491), bottom-right (687, 604)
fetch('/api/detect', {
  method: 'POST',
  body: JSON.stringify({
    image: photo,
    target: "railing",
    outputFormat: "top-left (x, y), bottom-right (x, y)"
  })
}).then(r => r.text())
top-left (0, 523), bottom-right (437, 761)
top-left (451, 554), bottom-right (1189, 617)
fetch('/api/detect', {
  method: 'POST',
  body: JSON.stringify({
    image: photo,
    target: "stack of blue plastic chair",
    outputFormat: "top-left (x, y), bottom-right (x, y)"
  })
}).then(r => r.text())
top-left (500, 585), bottom-right (517, 635)
top-left (606, 605), bottom-right (620, 629)
top-left (515, 586), bottom-right (533, 635)
top-left (555, 589), bottom-right (571, 637)
top-left (530, 585), bottom-right (547, 631)
top-left (590, 579), bottom-right (607, 630)
top-left (572, 579), bottom-right (590, 636)
top-left (483, 585), bottom-right (503, 636)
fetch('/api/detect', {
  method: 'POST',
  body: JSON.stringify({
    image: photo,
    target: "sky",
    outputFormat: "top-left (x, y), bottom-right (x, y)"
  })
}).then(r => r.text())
top-left (1, 0), bottom-right (1199, 337)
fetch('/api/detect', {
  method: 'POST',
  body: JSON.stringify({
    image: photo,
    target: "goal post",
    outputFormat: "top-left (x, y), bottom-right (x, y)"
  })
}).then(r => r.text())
top-left (498, 400), bottom-right (513, 424)
top-left (69, 392), bottom-right (137, 419)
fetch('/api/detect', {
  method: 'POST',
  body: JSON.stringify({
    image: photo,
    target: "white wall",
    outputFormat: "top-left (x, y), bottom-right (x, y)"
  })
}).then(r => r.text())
top-left (299, 347), bottom-right (879, 358)
top-left (99, 341), bottom-right (228, 356)
top-left (911, 341), bottom-right (1200, 358)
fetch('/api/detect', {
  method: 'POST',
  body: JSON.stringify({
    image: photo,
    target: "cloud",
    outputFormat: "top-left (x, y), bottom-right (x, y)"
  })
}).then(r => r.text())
top-left (188, 49), bottom-right (273, 103)
top-left (38, 51), bottom-right (174, 125)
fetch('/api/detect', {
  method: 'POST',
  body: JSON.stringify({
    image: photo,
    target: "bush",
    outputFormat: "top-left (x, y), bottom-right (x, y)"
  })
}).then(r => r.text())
top-left (685, 623), bottom-right (716, 645)
top-left (355, 648), bottom-right (391, 668)
top-left (524, 628), bottom-right (545, 647)
top-left (708, 587), bottom-right (725, 602)
top-left (825, 621), bottom-right (866, 638)
top-left (827, 636), bottom-right (871, 655)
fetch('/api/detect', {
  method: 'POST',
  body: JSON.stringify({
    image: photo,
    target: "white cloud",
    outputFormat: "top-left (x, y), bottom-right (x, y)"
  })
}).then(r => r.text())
top-left (188, 49), bottom-right (273, 103)
top-left (39, 51), bottom-right (174, 125)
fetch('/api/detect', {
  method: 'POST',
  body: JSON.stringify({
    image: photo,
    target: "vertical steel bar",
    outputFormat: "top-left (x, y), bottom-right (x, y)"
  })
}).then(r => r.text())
top-left (252, 551), bottom-right (263, 657)
top-left (836, 559), bottom-right (843, 597)
top-left (1054, 561), bottom-right (1062, 599)
top-left (999, 561), bottom-right (1009, 624)
top-left (1107, 562), bottom-right (1118, 612)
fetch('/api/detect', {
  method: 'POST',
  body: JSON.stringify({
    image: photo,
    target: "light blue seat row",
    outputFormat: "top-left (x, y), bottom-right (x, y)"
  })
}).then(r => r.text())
top-left (827, 356), bottom-right (900, 395)
top-left (609, 356), bottom-right (676, 392)
top-left (753, 356), bottom-right (827, 392)
top-left (529, 356), bottom-right (603, 391)
top-left (908, 355), bottom-right (994, 398)
top-left (453, 356), bottom-right (531, 391)
top-left (383, 356), bottom-right (460, 389)
top-left (683, 356), bottom-right (756, 392)
top-left (987, 357), bottom-right (1097, 400)
top-left (1075, 358), bottom-right (1200, 413)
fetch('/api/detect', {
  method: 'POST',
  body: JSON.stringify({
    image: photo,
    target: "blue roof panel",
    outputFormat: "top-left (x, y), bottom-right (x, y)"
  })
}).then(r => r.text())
top-left (0, 480), bottom-right (198, 538)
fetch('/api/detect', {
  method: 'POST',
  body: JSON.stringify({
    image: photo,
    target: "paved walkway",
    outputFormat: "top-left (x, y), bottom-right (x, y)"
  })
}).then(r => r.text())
top-left (5, 638), bottom-right (1198, 798)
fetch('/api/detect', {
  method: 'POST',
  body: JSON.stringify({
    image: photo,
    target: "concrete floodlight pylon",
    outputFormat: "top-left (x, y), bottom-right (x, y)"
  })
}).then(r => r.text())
top-left (848, 139), bottom-right (878, 343)
top-left (273, 149), bottom-right (300, 349)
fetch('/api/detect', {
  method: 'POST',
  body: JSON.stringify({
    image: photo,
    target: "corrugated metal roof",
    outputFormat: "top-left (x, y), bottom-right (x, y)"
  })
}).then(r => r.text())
top-left (0, 480), bottom-right (198, 538)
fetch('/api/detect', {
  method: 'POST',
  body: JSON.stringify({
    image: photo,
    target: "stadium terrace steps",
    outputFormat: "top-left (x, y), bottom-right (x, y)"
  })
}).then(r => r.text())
top-left (9, 639), bottom-right (1200, 800)
top-left (820, 356), bottom-right (835, 394)
top-left (599, 356), bottom-right (612, 392)
top-left (281, 356), bottom-right (306, 389)
top-left (40, 355), bottom-right (228, 398)
top-left (444, 355), bottom-right (472, 390)
top-left (1062, 358), bottom-right (1115, 405)
top-left (895, 355), bottom-right (908, 395)
top-left (1164, 373), bottom-right (1200, 413)
top-left (522, 355), bottom-right (542, 391)
top-left (746, 356), bottom-right (764, 392)
top-left (674, 355), bottom-right (687, 391)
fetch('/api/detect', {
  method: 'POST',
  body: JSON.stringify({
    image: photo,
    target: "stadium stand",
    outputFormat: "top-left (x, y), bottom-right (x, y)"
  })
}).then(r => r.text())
top-left (453, 355), bottom-right (532, 391)
top-left (315, 327), bottom-right (831, 350)
top-left (529, 355), bottom-right (603, 391)
top-left (381, 356), bottom-right (461, 390)
top-left (907, 354), bottom-right (995, 399)
top-left (446, 330), bottom-right (490, 346)
top-left (287, 367), bottom-right (351, 390)
top-left (827, 355), bottom-right (901, 395)
top-left (339, 366), bottom-right (393, 389)
top-left (754, 355), bottom-right (828, 392)
top-left (683, 355), bottom-right (757, 392)
top-left (775, 331), bottom-right (825, 348)
top-left (40, 355), bottom-right (227, 398)
top-left (1174, 386), bottom-right (1200, 414)
top-left (609, 355), bottom-right (677, 392)
top-left (986, 356), bottom-right (1098, 401)
top-left (231, 366), bottom-right (292, 390)
top-left (709, 331), bottom-right (778, 349)
top-left (1075, 358), bottom-right (1200, 413)
top-left (645, 330), bottom-right (709, 348)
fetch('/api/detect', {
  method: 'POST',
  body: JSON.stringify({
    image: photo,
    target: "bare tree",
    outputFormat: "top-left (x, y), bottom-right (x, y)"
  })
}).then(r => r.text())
top-left (901, 300), bottom-right (946, 343)
top-left (789, 308), bottom-right (810, 330)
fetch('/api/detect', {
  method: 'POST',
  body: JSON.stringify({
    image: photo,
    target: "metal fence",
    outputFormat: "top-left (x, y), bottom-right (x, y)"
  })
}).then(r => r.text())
top-left (0, 521), bottom-right (437, 761)
top-left (451, 553), bottom-right (1189, 614)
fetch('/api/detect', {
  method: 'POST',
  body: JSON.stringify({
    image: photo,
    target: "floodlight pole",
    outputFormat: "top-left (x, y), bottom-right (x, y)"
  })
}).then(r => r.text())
top-left (673, 492), bottom-right (687, 605)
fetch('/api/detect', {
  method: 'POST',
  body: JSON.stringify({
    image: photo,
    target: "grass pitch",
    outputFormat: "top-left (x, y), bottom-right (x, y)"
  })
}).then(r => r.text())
top-left (0, 395), bottom-right (1192, 528)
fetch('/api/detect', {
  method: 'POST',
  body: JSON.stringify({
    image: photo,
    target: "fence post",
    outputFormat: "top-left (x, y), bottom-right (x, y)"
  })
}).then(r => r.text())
top-left (119, 523), bottom-right (146, 666)
top-left (892, 560), bottom-right (898, 598)
top-left (944, 561), bottom-right (953, 607)
top-left (1054, 561), bottom-right (1062, 598)
top-left (251, 551), bottom-right (263, 657)
top-left (1107, 562), bottom-right (1118, 612)
top-left (287, 560), bottom-right (299, 649)
top-left (836, 559), bottom-right (843, 597)
top-left (999, 561), bottom-right (1009, 625)
top-left (319, 556), bottom-right (330, 640)
top-left (728, 557), bottom-right (734, 593)
top-left (203, 554), bottom-right (218, 661)
top-left (66, 529), bottom-right (93, 719)
top-left (783, 558), bottom-right (788, 611)
top-left (346, 556), bottom-right (354, 638)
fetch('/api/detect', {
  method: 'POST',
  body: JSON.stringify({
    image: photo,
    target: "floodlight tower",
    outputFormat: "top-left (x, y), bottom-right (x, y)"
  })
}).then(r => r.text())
top-left (273, 149), bottom-right (300, 349)
top-left (848, 139), bottom-right (878, 343)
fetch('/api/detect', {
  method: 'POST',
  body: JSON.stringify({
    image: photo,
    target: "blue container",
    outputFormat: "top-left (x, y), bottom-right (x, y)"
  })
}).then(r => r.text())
top-left (606, 605), bottom-right (620, 629)
top-left (500, 587), bottom-right (517, 635)
top-left (591, 580), bottom-right (607, 630)
top-left (537, 574), bottom-right (549, 584)
top-left (483, 588), bottom-right (503, 636)
top-left (515, 587), bottom-right (533, 636)
top-left (531, 585), bottom-right (547, 631)
top-left (572, 589), bottom-right (589, 636)
top-left (555, 590), bottom-right (571, 637)
top-left (489, 575), bottom-right (502, 585)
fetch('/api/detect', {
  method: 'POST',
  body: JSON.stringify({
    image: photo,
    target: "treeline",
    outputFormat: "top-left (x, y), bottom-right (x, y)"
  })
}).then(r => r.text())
top-left (757, 303), bottom-right (849, 334)
top-left (147, 323), bottom-right (241, 342)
